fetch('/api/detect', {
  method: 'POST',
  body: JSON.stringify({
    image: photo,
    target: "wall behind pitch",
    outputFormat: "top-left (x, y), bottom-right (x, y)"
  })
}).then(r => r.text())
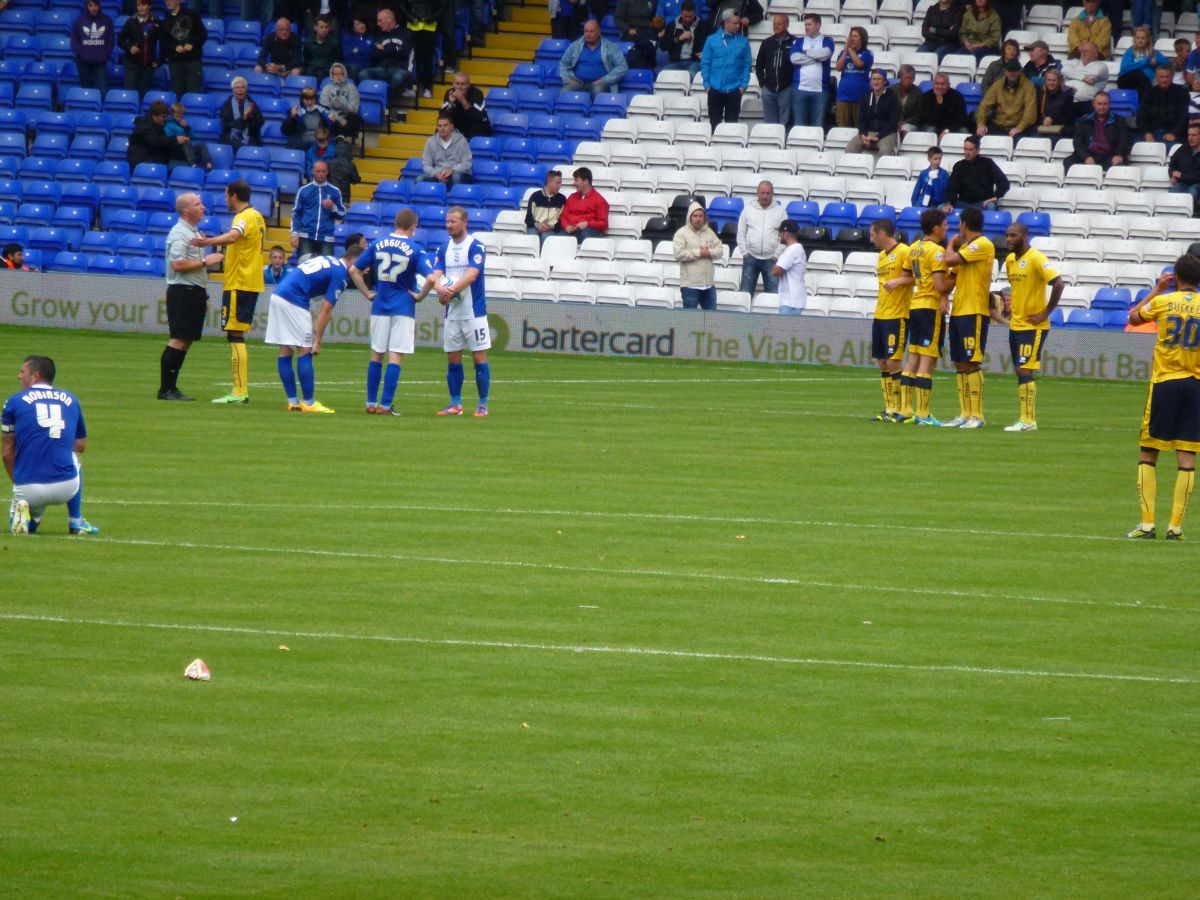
top-left (0, 272), bottom-right (1156, 381)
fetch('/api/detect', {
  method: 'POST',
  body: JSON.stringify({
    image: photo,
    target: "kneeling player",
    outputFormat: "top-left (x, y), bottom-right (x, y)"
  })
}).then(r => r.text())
top-left (1001, 223), bottom-right (1063, 432)
top-left (264, 235), bottom-right (360, 414)
top-left (941, 206), bottom-right (996, 429)
top-left (869, 219), bottom-right (913, 421)
top-left (1126, 257), bottom-right (1200, 540)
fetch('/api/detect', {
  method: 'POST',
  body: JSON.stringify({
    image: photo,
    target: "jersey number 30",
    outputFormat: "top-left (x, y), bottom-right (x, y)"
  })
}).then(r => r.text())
top-left (1162, 315), bottom-right (1200, 349)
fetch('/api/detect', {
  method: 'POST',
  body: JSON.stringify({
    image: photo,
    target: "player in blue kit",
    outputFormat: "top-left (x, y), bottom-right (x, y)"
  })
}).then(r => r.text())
top-left (419, 205), bottom-right (491, 417)
top-left (263, 234), bottom-right (362, 414)
top-left (347, 208), bottom-right (430, 416)
top-left (3, 355), bottom-right (99, 535)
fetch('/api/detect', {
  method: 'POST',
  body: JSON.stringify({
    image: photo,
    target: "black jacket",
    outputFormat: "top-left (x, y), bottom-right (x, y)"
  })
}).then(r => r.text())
top-left (661, 17), bottom-right (709, 64)
top-left (219, 95), bottom-right (265, 147)
top-left (257, 31), bottom-right (304, 71)
top-left (1072, 112), bottom-right (1132, 161)
top-left (857, 88), bottom-right (900, 137)
top-left (921, 3), bottom-right (963, 45)
top-left (1136, 83), bottom-right (1189, 137)
top-left (946, 155), bottom-right (1010, 205)
top-left (755, 32), bottom-right (793, 93)
top-left (918, 87), bottom-right (969, 133)
top-left (127, 115), bottom-right (176, 166)
top-left (1170, 143), bottom-right (1200, 185)
top-left (705, 0), bottom-right (763, 34)
top-left (160, 7), bottom-right (205, 63)
top-left (117, 13), bottom-right (160, 68)
top-left (440, 84), bottom-right (492, 138)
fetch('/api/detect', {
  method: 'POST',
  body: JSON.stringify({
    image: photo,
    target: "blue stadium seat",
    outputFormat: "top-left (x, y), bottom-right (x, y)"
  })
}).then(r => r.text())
top-left (234, 145), bottom-right (272, 171)
top-left (447, 183), bottom-right (483, 207)
top-left (103, 135), bottom-right (131, 160)
top-left (958, 82), bottom-right (983, 113)
top-left (982, 209), bottom-right (1011, 242)
top-left (66, 135), bottom-right (107, 162)
top-left (482, 185), bottom-right (522, 209)
top-left (63, 86), bottom-right (102, 111)
top-left (819, 201), bottom-right (858, 231)
top-left (467, 208), bottom-right (495, 231)
top-left (1092, 287), bottom-right (1132, 310)
top-left (21, 62), bottom-right (60, 89)
top-left (1066, 308), bottom-right (1104, 329)
top-left (100, 184), bottom-right (139, 209)
top-left (707, 196), bottom-right (744, 229)
top-left (554, 91), bottom-right (591, 117)
top-left (117, 233), bottom-right (154, 257)
top-left (59, 180), bottom-right (100, 211)
top-left (226, 19), bottom-right (264, 44)
top-left (69, 112), bottom-right (111, 138)
top-left (131, 162), bottom-right (169, 188)
top-left (52, 205), bottom-right (92, 232)
top-left (35, 9), bottom-right (74, 33)
top-left (104, 208), bottom-right (148, 233)
top-left (204, 168), bottom-right (241, 191)
top-left (491, 113), bottom-right (529, 137)
top-left (507, 163), bottom-right (546, 189)
top-left (1016, 211), bottom-right (1051, 237)
top-left (0, 109), bottom-right (28, 131)
top-left (31, 111), bottom-right (76, 135)
top-left (563, 117), bottom-right (603, 141)
top-left (202, 42), bottom-right (238, 71)
top-left (857, 203), bottom-right (896, 227)
top-left (256, 96), bottom-right (291, 119)
top-left (15, 83), bottom-right (53, 112)
top-left (103, 88), bottom-right (140, 114)
top-left (0, 201), bottom-right (16, 223)
top-left (508, 63), bottom-right (544, 88)
top-left (283, 74), bottom-right (317, 97)
top-left (0, 224), bottom-right (29, 244)
top-left (527, 114), bottom-right (567, 139)
top-left (259, 120), bottom-right (287, 145)
top-left (138, 186), bottom-right (176, 213)
top-left (3, 35), bottom-right (40, 62)
top-left (244, 72), bottom-right (281, 98)
top-left (534, 38), bottom-right (570, 64)
top-left (168, 166), bottom-right (206, 192)
top-left (468, 136), bottom-right (501, 161)
top-left (372, 180), bottom-right (409, 204)
top-left (0, 158), bottom-right (17, 179)
top-left (30, 133), bottom-right (70, 159)
top-left (50, 250), bottom-right (88, 272)
top-left (1102, 309), bottom-right (1128, 329)
top-left (22, 179), bottom-right (61, 206)
top-left (485, 88), bottom-right (518, 113)
top-left (30, 227), bottom-right (75, 253)
top-left (344, 202), bottom-right (383, 227)
top-left (88, 254), bottom-right (125, 275)
top-left (1108, 88), bottom-right (1138, 117)
top-left (80, 230), bottom-right (118, 254)
top-left (147, 211), bottom-right (176, 234)
top-left (209, 142), bottom-right (234, 171)
top-left (124, 256), bottom-right (166, 278)
top-left (412, 203), bottom-right (446, 225)
top-left (39, 34), bottom-right (74, 64)
top-left (515, 87), bottom-right (556, 115)
top-left (14, 202), bottom-right (52, 227)
top-left (0, 132), bottom-right (27, 159)
top-left (500, 137), bottom-right (535, 161)
top-left (142, 89), bottom-right (177, 111)
top-left (180, 91), bottom-right (218, 118)
top-left (896, 205), bottom-right (924, 235)
top-left (0, 178), bottom-right (21, 204)
top-left (786, 200), bottom-right (820, 227)
top-left (356, 79), bottom-right (387, 126)
top-left (201, 16), bottom-right (225, 41)
top-left (411, 181), bottom-right (448, 204)
top-left (18, 157), bottom-right (56, 179)
top-left (0, 9), bottom-right (38, 32)
top-left (190, 115), bottom-right (220, 142)
top-left (535, 139), bottom-right (575, 164)
top-left (591, 94), bottom-right (631, 118)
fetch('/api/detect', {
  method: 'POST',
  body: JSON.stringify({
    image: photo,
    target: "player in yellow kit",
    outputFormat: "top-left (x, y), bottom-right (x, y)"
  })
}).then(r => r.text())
top-left (898, 208), bottom-right (955, 426)
top-left (869, 218), bottom-right (913, 422)
top-left (941, 206), bottom-right (996, 429)
top-left (1000, 222), bottom-right (1064, 432)
top-left (192, 180), bottom-right (267, 404)
top-left (1125, 255), bottom-right (1200, 540)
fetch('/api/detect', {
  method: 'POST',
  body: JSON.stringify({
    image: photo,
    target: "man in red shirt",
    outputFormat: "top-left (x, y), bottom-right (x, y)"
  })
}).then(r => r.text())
top-left (559, 166), bottom-right (610, 243)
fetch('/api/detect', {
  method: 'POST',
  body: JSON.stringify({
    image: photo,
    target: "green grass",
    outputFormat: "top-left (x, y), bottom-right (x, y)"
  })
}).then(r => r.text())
top-left (1, 326), bottom-right (1197, 898)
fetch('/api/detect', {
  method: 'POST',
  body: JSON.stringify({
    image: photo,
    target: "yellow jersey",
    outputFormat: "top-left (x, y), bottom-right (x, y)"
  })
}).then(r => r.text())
top-left (223, 206), bottom-right (266, 293)
top-left (1142, 291), bottom-right (1200, 383)
top-left (949, 234), bottom-right (995, 318)
top-left (907, 237), bottom-right (947, 312)
top-left (1004, 247), bottom-right (1059, 331)
top-left (875, 241), bottom-right (912, 320)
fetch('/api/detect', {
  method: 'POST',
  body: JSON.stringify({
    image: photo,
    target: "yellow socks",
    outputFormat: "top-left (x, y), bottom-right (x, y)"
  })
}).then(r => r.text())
top-left (899, 372), bottom-right (915, 418)
top-left (1137, 461), bottom-right (1157, 530)
top-left (966, 370), bottom-right (984, 419)
top-left (1018, 378), bottom-right (1036, 424)
top-left (231, 342), bottom-right (249, 397)
top-left (1170, 468), bottom-right (1194, 533)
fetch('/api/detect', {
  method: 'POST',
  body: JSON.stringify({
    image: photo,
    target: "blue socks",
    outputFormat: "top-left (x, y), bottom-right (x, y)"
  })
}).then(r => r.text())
top-left (475, 362), bottom-right (490, 404)
top-left (381, 363), bottom-right (401, 408)
top-left (447, 362), bottom-right (464, 405)
top-left (297, 353), bottom-right (315, 404)
top-left (277, 356), bottom-right (297, 403)
top-left (366, 359), bottom-right (382, 406)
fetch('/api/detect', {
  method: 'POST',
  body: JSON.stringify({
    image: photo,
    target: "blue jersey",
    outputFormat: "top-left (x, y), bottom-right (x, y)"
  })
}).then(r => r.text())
top-left (434, 234), bottom-right (487, 320)
top-left (1, 383), bottom-right (86, 485)
top-left (354, 233), bottom-right (428, 317)
top-left (274, 256), bottom-right (350, 309)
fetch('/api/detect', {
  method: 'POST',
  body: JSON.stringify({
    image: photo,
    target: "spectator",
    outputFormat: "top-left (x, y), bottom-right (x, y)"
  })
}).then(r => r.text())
top-left (404, 0), bottom-right (443, 100)
top-left (72, 0), bottom-right (116, 95)
top-left (560, 166), bottom-right (609, 242)
top-left (264, 245), bottom-right (295, 286)
top-left (736, 179), bottom-right (784, 295)
top-left (1036, 69), bottom-right (1076, 135)
top-left (892, 64), bottom-right (921, 135)
top-left (661, 1), bottom-right (708, 78)
top-left (241, 0), bottom-right (272, 27)
top-left (1138, 66), bottom-right (1189, 148)
top-left (305, 125), bottom-right (334, 177)
top-left (918, 0), bottom-right (963, 61)
top-left (1185, 32), bottom-right (1200, 90)
top-left (362, 8), bottom-right (416, 119)
top-left (117, 0), bottom-right (159, 99)
top-left (1062, 40), bottom-right (1110, 112)
top-left (673, 201), bottom-right (724, 310)
top-left (911, 146), bottom-right (949, 208)
top-left (291, 159), bottom-right (346, 261)
top-left (320, 63), bottom-right (363, 142)
top-left (219, 76), bottom-right (265, 149)
top-left (1117, 26), bottom-right (1168, 92)
top-left (128, 100), bottom-right (187, 168)
top-left (959, 0), bottom-right (1000, 63)
top-left (1068, 0), bottom-right (1113, 60)
top-left (657, 0), bottom-right (683, 22)
top-left (1, 243), bottom-right (34, 270)
top-left (1131, 0), bottom-right (1160, 37)
top-left (993, 0), bottom-right (1022, 39)
top-left (1169, 122), bottom-right (1200, 209)
top-left (755, 13), bottom-right (793, 128)
top-left (846, 69), bottom-right (900, 154)
top-left (701, 10), bottom-right (752, 128)
top-left (789, 12), bottom-right (834, 128)
top-left (1022, 40), bottom-right (1060, 89)
top-left (304, 15), bottom-right (342, 79)
top-left (1065, 90), bottom-right (1131, 171)
top-left (1171, 38), bottom-right (1190, 86)
top-left (615, 0), bottom-right (656, 40)
top-left (559, 18), bottom-right (629, 95)
top-left (283, 87), bottom-right (333, 151)
top-left (833, 26), bottom-right (872, 127)
top-left (257, 17), bottom-right (303, 77)
top-left (419, 114), bottom-right (472, 186)
top-left (980, 39), bottom-right (1020, 94)
top-left (160, 0), bottom-right (206, 96)
top-left (550, 0), bottom-right (586, 41)
top-left (525, 169), bottom-right (566, 245)
top-left (916, 72), bottom-right (970, 140)
top-left (976, 60), bottom-right (1036, 138)
top-left (440, 71), bottom-right (491, 139)
top-left (436, 0), bottom-right (458, 79)
top-left (704, 0), bottom-right (762, 35)
top-left (342, 15), bottom-right (373, 81)
top-left (771, 219), bottom-right (807, 314)
top-left (944, 134), bottom-right (1009, 210)
top-left (165, 101), bottom-right (213, 170)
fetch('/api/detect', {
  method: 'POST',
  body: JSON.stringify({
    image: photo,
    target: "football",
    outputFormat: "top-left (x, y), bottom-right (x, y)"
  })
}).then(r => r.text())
top-left (440, 274), bottom-right (462, 306)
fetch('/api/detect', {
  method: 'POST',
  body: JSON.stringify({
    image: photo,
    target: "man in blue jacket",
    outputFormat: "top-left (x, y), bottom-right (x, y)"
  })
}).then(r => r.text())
top-left (701, 9), bottom-right (751, 128)
top-left (559, 19), bottom-right (629, 95)
top-left (290, 160), bottom-right (346, 262)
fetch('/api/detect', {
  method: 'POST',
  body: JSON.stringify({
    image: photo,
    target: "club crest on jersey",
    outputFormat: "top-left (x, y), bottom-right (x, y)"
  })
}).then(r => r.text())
top-left (1018, 259), bottom-right (1027, 268)
top-left (472, 253), bottom-right (484, 265)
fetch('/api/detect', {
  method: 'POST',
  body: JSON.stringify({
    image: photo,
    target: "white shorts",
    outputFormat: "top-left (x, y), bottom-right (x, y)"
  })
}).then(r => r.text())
top-left (443, 315), bottom-right (492, 353)
top-left (265, 294), bottom-right (314, 348)
top-left (13, 476), bottom-right (80, 517)
top-left (370, 314), bottom-right (415, 355)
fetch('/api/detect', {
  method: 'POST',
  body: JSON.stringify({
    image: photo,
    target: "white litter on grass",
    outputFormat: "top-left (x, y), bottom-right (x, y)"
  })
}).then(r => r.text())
top-left (229, 816), bottom-right (238, 823)
top-left (184, 658), bottom-right (210, 681)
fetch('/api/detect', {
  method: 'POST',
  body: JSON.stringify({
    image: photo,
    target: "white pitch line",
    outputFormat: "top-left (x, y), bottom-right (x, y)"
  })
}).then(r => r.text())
top-left (1, 613), bottom-right (1193, 685)
top-left (244, 376), bottom-right (849, 387)
top-left (31, 533), bottom-right (1190, 614)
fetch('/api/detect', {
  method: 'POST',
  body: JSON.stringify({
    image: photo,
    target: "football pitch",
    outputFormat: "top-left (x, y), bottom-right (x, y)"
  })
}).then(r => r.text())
top-left (1, 325), bottom-right (1197, 898)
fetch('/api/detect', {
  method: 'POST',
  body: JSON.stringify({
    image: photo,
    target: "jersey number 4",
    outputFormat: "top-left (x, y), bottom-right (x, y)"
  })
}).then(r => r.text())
top-left (36, 402), bottom-right (65, 439)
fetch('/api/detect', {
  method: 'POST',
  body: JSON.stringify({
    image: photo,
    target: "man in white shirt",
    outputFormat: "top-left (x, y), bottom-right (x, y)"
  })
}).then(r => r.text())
top-left (772, 219), bottom-right (807, 315)
top-left (736, 180), bottom-right (785, 295)
top-left (1062, 40), bottom-right (1109, 106)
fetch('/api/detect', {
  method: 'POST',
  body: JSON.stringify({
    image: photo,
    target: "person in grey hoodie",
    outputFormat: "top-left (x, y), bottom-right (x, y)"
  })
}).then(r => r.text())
top-left (419, 114), bottom-right (473, 186)
top-left (319, 63), bottom-right (363, 141)
top-left (673, 200), bottom-right (725, 310)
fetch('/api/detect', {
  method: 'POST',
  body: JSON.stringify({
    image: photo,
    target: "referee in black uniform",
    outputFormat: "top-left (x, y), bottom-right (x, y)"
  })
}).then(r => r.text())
top-left (159, 192), bottom-right (223, 400)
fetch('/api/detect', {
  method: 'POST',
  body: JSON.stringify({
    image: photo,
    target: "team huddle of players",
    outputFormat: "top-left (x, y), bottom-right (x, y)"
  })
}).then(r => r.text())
top-left (870, 210), bottom-right (1199, 539)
